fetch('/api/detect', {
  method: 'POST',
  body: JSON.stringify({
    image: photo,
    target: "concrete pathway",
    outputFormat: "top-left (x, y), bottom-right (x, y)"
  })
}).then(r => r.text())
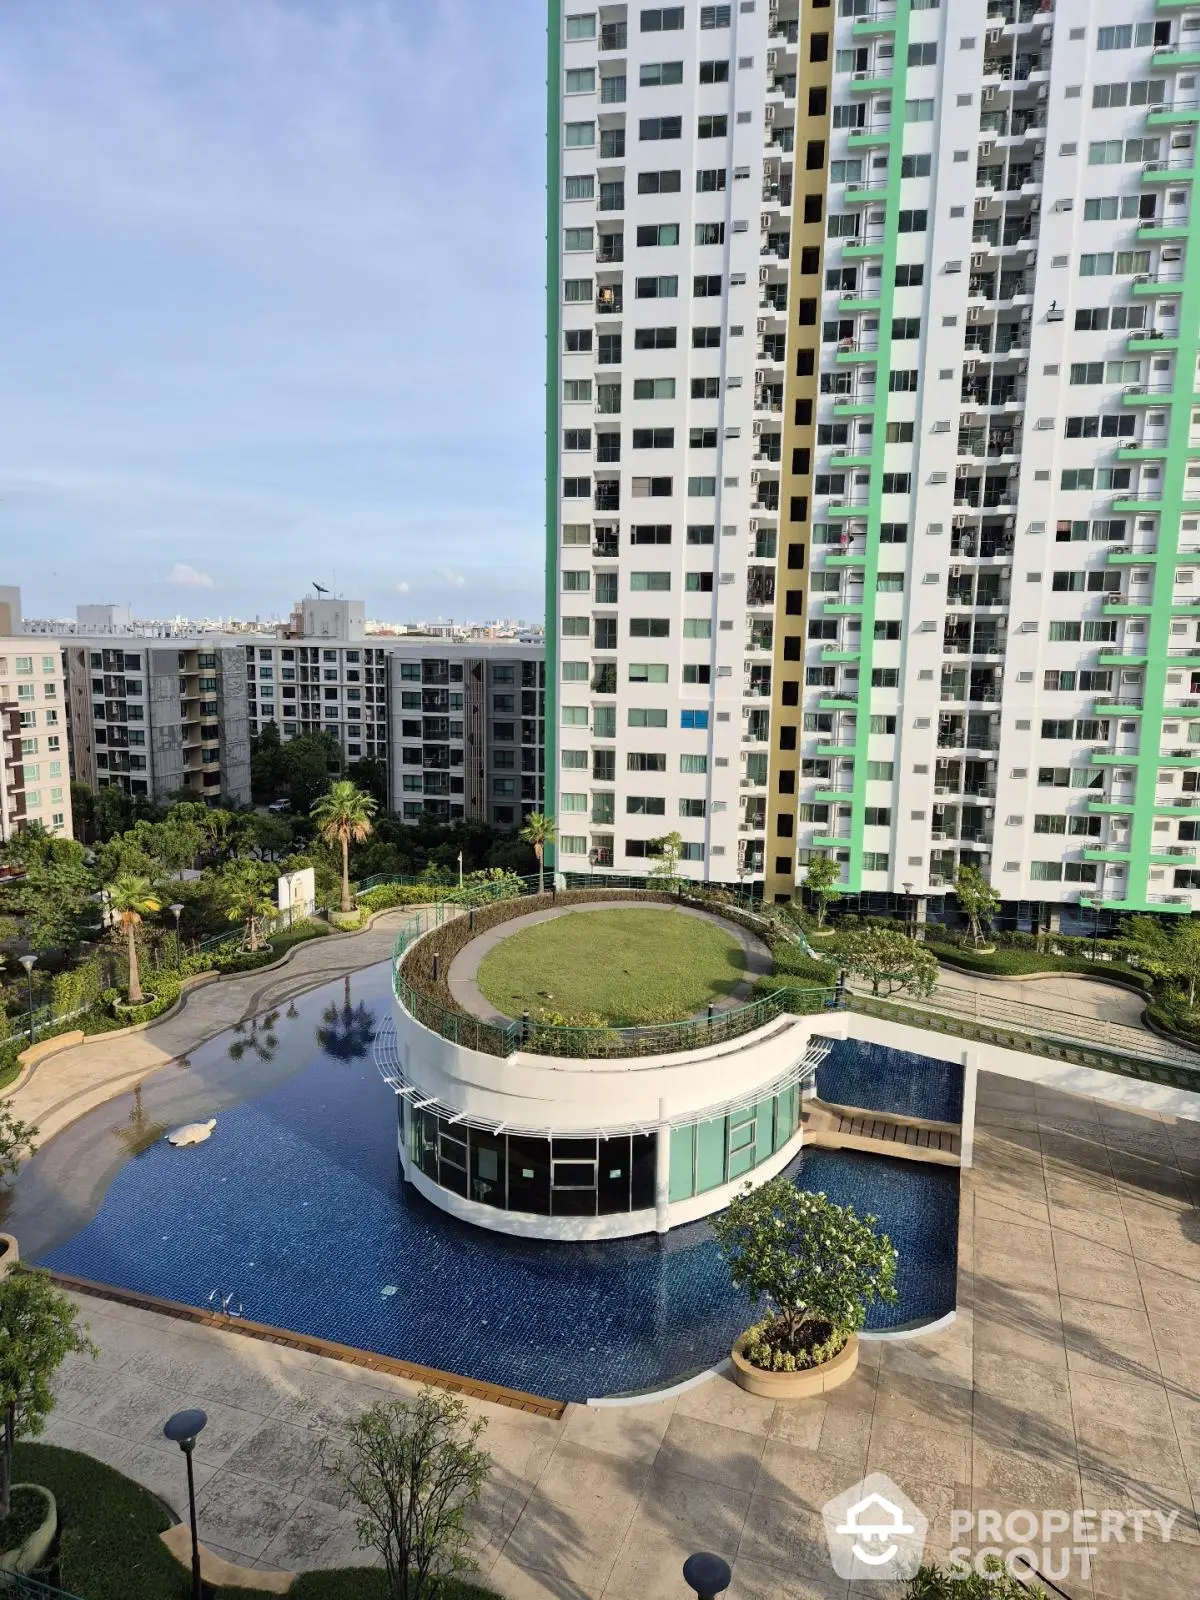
top-left (933, 969), bottom-right (1150, 1029)
top-left (39, 1071), bottom-right (1200, 1600)
top-left (448, 901), bottom-right (773, 1025)
top-left (3, 912), bottom-right (411, 1144)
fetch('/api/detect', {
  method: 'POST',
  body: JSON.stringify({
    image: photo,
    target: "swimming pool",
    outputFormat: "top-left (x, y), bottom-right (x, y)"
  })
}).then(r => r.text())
top-left (20, 964), bottom-right (959, 1402)
top-left (816, 1037), bottom-right (964, 1124)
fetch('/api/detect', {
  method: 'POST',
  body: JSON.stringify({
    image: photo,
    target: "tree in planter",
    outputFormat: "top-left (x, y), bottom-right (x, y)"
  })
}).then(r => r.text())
top-left (519, 812), bottom-right (556, 896)
top-left (0, 1107), bottom-right (38, 1186)
top-left (325, 1389), bottom-right (490, 1600)
top-left (0, 1268), bottom-right (97, 1520)
top-left (647, 830), bottom-right (684, 893)
top-left (710, 1178), bottom-right (897, 1372)
top-left (222, 862), bottom-right (278, 953)
top-left (800, 853), bottom-right (843, 930)
top-left (1126, 913), bottom-right (1200, 1009)
top-left (104, 874), bottom-right (164, 1006)
top-left (833, 926), bottom-right (939, 999)
top-left (954, 864), bottom-right (999, 950)
top-left (312, 780), bottom-right (378, 915)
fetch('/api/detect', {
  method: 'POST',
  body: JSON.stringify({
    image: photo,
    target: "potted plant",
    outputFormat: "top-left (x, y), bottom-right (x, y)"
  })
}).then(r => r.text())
top-left (710, 1178), bottom-right (897, 1398)
top-left (0, 1268), bottom-right (97, 1574)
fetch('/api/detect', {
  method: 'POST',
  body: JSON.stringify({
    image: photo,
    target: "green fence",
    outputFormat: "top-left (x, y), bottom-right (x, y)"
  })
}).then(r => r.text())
top-left (389, 881), bottom-right (838, 1060)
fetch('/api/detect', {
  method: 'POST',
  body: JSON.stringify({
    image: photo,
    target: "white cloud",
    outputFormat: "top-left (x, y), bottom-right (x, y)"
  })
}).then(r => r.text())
top-left (394, 579), bottom-right (410, 593)
top-left (168, 562), bottom-right (213, 588)
top-left (439, 569), bottom-right (466, 589)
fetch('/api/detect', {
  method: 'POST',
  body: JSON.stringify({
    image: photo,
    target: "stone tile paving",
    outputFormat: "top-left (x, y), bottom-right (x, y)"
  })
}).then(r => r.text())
top-left (40, 1069), bottom-right (1199, 1600)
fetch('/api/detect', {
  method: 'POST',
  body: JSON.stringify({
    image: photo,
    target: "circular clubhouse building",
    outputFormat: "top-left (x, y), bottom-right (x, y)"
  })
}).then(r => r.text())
top-left (378, 885), bottom-right (831, 1240)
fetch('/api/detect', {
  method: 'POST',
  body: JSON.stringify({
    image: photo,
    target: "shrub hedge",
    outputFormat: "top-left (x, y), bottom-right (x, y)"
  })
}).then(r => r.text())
top-left (925, 939), bottom-right (1153, 989)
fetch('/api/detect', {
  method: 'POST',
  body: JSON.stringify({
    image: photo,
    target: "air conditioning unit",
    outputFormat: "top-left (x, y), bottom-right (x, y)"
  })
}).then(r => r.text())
top-left (764, 105), bottom-right (776, 121)
top-left (975, 199), bottom-right (990, 215)
top-left (756, 318), bottom-right (767, 333)
top-left (963, 358), bottom-right (978, 372)
top-left (750, 471), bottom-right (761, 484)
top-left (752, 420), bottom-right (763, 434)
top-left (1164, 245), bottom-right (1184, 261)
top-left (767, 49), bottom-right (778, 67)
top-left (968, 306), bottom-right (982, 322)
top-left (979, 140), bottom-right (995, 157)
top-left (754, 369), bottom-right (766, 383)
top-left (983, 86), bottom-right (998, 103)
top-left (759, 266), bottom-right (769, 283)
top-left (986, 28), bottom-right (1002, 43)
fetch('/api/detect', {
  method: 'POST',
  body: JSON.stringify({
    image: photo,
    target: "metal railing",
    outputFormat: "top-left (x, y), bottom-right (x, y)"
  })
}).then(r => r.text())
top-left (390, 881), bottom-right (835, 1060)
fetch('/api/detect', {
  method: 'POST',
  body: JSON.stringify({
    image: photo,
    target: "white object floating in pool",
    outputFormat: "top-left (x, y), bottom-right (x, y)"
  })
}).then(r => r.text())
top-left (380, 1285), bottom-right (398, 1297)
top-left (166, 1119), bottom-right (217, 1147)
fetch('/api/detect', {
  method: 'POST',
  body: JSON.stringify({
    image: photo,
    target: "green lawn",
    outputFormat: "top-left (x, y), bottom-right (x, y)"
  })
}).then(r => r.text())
top-left (475, 908), bottom-right (746, 1025)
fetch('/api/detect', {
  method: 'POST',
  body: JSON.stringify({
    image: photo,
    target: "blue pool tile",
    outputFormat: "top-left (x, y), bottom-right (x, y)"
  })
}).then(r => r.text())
top-left (815, 1036), bottom-right (964, 1124)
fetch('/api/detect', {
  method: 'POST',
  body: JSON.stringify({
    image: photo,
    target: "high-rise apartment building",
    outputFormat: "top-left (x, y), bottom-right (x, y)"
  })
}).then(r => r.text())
top-left (62, 639), bottom-right (252, 806)
top-left (548, 0), bottom-right (1200, 921)
top-left (0, 639), bottom-right (72, 841)
top-left (548, 0), bottom-right (798, 878)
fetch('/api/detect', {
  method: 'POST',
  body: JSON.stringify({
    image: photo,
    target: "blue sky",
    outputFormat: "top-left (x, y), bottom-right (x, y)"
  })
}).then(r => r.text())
top-left (0, 1), bottom-right (549, 623)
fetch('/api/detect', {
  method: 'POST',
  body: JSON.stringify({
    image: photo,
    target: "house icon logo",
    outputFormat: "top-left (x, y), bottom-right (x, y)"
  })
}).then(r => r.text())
top-left (822, 1473), bottom-right (927, 1580)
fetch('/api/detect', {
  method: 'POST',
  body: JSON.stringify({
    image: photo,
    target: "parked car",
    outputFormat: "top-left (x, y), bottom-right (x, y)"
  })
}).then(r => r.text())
top-left (266, 798), bottom-right (292, 814)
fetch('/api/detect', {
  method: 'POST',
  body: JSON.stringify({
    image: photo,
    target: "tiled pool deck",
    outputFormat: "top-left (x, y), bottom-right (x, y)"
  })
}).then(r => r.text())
top-left (41, 1070), bottom-right (1199, 1600)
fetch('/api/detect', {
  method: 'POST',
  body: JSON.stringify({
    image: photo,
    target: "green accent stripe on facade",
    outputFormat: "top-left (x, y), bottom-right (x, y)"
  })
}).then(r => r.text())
top-left (544, 2), bottom-right (562, 843)
top-left (843, 3), bottom-right (911, 893)
top-left (1117, 85), bottom-right (1200, 911)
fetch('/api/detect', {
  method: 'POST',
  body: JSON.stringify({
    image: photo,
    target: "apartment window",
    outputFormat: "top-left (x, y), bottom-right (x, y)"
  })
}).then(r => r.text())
top-left (566, 14), bottom-right (596, 40)
top-left (696, 169), bottom-right (727, 192)
top-left (692, 326), bottom-right (721, 348)
top-left (897, 210), bottom-right (927, 233)
top-left (900, 154), bottom-right (931, 178)
top-left (905, 99), bottom-right (934, 123)
top-left (894, 264), bottom-right (924, 287)
top-left (565, 68), bottom-right (596, 94)
top-left (639, 170), bottom-right (683, 194)
top-left (687, 525), bottom-right (715, 544)
top-left (691, 377), bottom-right (720, 398)
top-left (700, 6), bottom-right (732, 27)
top-left (628, 752), bottom-right (668, 771)
top-left (700, 60), bottom-right (729, 83)
top-left (637, 275), bottom-right (679, 298)
top-left (630, 570), bottom-right (671, 590)
top-left (693, 274), bottom-right (722, 297)
top-left (688, 477), bottom-right (716, 497)
top-left (698, 115), bottom-right (728, 138)
top-left (681, 710), bottom-right (710, 729)
top-left (640, 116), bottom-right (683, 140)
top-left (631, 523), bottom-right (672, 543)
top-left (633, 376), bottom-right (676, 399)
top-left (565, 122), bottom-right (595, 147)
top-left (641, 61), bottom-right (684, 85)
top-left (600, 128), bottom-right (626, 157)
top-left (562, 478), bottom-right (591, 500)
top-left (629, 708), bottom-right (669, 727)
top-left (695, 222), bottom-right (725, 245)
top-left (564, 278), bottom-right (592, 303)
top-left (641, 7), bottom-right (685, 29)
top-left (564, 378), bottom-right (593, 402)
top-left (635, 327), bottom-right (677, 350)
top-left (630, 663), bottom-right (669, 682)
top-left (630, 618), bottom-right (670, 637)
top-left (683, 619), bottom-right (712, 639)
top-left (685, 572), bottom-right (714, 591)
top-left (689, 427), bottom-right (718, 448)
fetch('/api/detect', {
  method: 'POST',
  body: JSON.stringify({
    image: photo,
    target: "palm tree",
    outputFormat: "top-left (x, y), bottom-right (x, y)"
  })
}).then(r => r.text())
top-left (520, 812), bottom-right (557, 896)
top-left (222, 862), bottom-right (277, 952)
top-left (311, 780), bottom-right (378, 913)
top-left (106, 874), bottom-right (163, 1005)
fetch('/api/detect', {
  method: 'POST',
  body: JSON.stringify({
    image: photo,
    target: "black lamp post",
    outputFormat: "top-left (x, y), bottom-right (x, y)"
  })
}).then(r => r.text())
top-left (19, 954), bottom-right (37, 1043)
top-left (683, 1552), bottom-right (732, 1600)
top-left (169, 903), bottom-right (185, 965)
top-left (163, 1408), bottom-right (208, 1600)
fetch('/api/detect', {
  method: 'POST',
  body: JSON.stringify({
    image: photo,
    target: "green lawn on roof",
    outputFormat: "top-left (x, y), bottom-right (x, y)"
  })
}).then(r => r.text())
top-left (475, 908), bottom-right (746, 1026)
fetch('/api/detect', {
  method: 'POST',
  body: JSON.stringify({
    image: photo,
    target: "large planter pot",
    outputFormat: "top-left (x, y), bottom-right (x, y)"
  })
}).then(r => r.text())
top-left (0, 1234), bottom-right (16, 1281)
top-left (808, 927), bottom-right (837, 940)
top-left (0, 1485), bottom-right (58, 1576)
top-left (731, 1332), bottom-right (859, 1400)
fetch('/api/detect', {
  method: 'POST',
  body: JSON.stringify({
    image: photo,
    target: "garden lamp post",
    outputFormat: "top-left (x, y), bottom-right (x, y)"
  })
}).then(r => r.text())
top-left (683, 1553), bottom-right (732, 1600)
top-left (902, 880), bottom-right (914, 939)
top-left (169, 903), bottom-right (185, 965)
top-left (163, 1408), bottom-right (208, 1600)
top-left (19, 953), bottom-right (36, 1043)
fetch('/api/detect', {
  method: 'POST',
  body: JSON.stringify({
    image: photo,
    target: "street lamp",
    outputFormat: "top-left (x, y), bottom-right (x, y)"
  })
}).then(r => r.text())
top-left (18, 954), bottom-right (36, 1044)
top-left (163, 1408), bottom-right (208, 1600)
top-left (902, 880), bottom-right (914, 939)
top-left (683, 1553), bottom-right (732, 1600)
top-left (168, 904), bottom-right (184, 966)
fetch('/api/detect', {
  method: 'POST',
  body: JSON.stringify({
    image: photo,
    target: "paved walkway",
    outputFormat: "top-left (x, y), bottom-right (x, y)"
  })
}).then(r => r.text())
top-left (3, 912), bottom-right (410, 1145)
top-left (37, 1070), bottom-right (1200, 1600)
top-left (933, 969), bottom-right (1150, 1029)
top-left (447, 901), bottom-right (773, 1025)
